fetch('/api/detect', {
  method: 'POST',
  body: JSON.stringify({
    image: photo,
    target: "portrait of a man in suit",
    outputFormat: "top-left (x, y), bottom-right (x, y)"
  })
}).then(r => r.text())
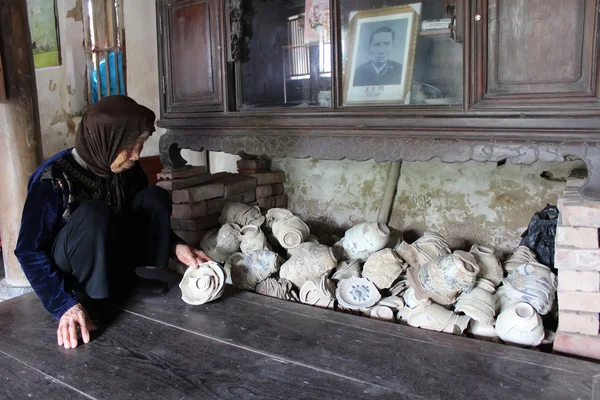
top-left (353, 26), bottom-right (403, 87)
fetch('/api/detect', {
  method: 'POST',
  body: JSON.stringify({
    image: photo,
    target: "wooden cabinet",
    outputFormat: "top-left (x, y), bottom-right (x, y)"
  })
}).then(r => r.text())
top-left (155, 0), bottom-right (600, 201)
top-left (157, 0), bottom-right (225, 116)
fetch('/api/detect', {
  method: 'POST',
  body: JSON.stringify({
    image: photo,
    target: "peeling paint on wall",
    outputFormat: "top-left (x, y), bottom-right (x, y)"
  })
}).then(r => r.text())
top-left (66, 0), bottom-right (83, 22)
top-left (269, 156), bottom-right (582, 257)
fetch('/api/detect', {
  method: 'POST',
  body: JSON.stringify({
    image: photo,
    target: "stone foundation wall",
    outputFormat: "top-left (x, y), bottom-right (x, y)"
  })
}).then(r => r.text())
top-left (554, 182), bottom-right (600, 360)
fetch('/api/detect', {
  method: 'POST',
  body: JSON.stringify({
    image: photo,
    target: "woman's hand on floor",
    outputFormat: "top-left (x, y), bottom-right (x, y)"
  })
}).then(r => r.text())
top-left (57, 303), bottom-right (97, 349)
top-left (175, 244), bottom-right (213, 268)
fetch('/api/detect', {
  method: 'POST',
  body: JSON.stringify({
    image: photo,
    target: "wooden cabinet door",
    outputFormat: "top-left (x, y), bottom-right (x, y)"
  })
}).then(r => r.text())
top-left (472, 0), bottom-right (600, 111)
top-left (158, 0), bottom-right (224, 117)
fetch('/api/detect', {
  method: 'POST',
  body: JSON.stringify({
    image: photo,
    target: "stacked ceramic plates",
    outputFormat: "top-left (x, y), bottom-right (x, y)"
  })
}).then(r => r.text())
top-left (179, 261), bottom-right (226, 305)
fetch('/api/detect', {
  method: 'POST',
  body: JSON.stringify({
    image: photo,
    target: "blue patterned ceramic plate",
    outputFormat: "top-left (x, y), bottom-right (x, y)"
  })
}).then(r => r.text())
top-left (336, 277), bottom-right (381, 310)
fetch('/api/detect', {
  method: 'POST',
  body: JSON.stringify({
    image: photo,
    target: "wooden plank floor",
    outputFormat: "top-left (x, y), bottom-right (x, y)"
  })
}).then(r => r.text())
top-left (0, 270), bottom-right (598, 400)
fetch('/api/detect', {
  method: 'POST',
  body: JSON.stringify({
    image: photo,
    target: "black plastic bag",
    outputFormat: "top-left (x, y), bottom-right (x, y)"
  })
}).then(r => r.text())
top-left (519, 204), bottom-right (559, 269)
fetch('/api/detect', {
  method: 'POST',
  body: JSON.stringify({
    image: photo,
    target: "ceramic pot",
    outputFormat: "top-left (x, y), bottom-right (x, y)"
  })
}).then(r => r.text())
top-left (220, 202), bottom-right (265, 227)
top-left (272, 216), bottom-right (310, 249)
top-left (468, 320), bottom-right (499, 341)
top-left (342, 222), bottom-right (390, 261)
top-left (239, 225), bottom-right (268, 254)
top-left (500, 262), bottom-right (557, 315)
top-left (265, 208), bottom-right (294, 229)
top-left (255, 278), bottom-right (299, 302)
top-left (331, 260), bottom-right (362, 282)
top-left (469, 245), bottom-right (504, 286)
top-left (412, 232), bottom-right (451, 266)
top-left (299, 275), bottom-right (336, 309)
top-left (228, 250), bottom-right (282, 290)
top-left (408, 302), bottom-right (471, 334)
top-left (200, 223), bottom-right (242, 263)
top-left (410, 251), bottom-right (479, 305)
top-left (279, 243), bottom-right (337, 288)
top-left (495, 302), bottom-right (544, 347)
top-left (370, 305), bottom-right (395, 321)
top-left (504, 246), bottom-right (538, 273)
top-left (335, 277), bottom-right (381, 310)
top-left (362, 248), bottom-right (407, 290)
top-left (179, 261), bottom-right (226, 305)
top-left (454, 278), bottom-right (496, 325)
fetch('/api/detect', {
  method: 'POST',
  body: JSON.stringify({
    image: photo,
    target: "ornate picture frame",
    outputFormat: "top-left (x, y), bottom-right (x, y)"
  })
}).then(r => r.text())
top-left (343, 5), bottom-right (419, 105)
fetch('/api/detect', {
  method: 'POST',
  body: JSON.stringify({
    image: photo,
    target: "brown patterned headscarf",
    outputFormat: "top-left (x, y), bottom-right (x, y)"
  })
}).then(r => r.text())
top-left (75, 95), bottom-right (155, 211)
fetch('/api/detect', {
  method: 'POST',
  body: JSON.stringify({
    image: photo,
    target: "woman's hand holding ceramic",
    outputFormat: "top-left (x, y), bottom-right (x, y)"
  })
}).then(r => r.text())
top-left (57, 303), bottom-right (97, 349)
top-left (175, 244), bottom-right (212, 268)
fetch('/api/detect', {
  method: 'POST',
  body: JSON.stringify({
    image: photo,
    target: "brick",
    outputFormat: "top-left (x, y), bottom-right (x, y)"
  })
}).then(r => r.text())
top-left (553, 331), bottom-right (600, 360)
top-left (558, 311), bottom-right (599, 335)
top-left (156, 173), bottom-right (215, 191)
top-left (558, 270), bottom-right (600, 292)
top-left (157, 165), bottom-right (208, 180)
top-left (244, 171), bottom-right (285, 185)
top-left (257, 197), bottom-right (276, 210)
top-left (237, 159), bottom-right (267, 171)
top-left (558, 198), bottom-right (600, 227)
top-left (206, 191), bottom-right (256, 215)
top-left (256, 183), bottom-right (284, 198)
top-left (218, 174), bottom-right (257, 197)
top-left (172, 183), bottom-right (224, 204)
top-left (274, 194), bottom-right (288, 208)
top-left (171, 215), bottom-right (220, 231)
top-left (171, 201), bottom-right (208, 219)
top-left (556, 226), bottom-right (599, 249)
top-left (173, 230), bottom-right (209, 248)
top-left (558, 291), bottom-right (600, 313)
top-left (555, 247), bottom-right (600, 271)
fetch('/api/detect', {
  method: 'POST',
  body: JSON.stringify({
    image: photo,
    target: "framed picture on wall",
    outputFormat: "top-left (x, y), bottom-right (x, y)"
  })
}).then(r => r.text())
top-left (27, 0), bottom-right (61, 68)
top-left (343, 6), bottom-right (419, 105)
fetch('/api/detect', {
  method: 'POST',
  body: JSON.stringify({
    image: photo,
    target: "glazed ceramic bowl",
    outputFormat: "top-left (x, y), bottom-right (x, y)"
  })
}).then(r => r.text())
top-left (468, 320), bottom-right (499, 341)
top-left (335, 277), bottom-right (381, 310)
top-left (369, 305), bottom-right (395, 321)
top-left (495, 302), bottom-right (544, 347)
top-left (272, 216), bottom-right (310, 249)
top-left (179, 261), bottom-right (226, 305)
top-left (239, 225), bottom-right (267, 254)
top-left (454, 278), bottom-right (496, 325)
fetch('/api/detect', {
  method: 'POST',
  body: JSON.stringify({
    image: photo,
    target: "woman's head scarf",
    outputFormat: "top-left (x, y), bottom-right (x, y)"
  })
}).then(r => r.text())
top-left (75, 95), bottom-right (156, 211)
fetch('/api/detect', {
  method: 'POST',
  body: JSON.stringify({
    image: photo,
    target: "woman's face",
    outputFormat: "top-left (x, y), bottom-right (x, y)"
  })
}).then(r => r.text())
top-left (110, 135), bottom-right (149, 173)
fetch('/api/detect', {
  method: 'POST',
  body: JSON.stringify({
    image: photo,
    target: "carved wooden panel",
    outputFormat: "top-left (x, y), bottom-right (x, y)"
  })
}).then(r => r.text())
top-left (159, 0), bottom-right (224, 115)
top-left (476, 0), bottom-right (600, 109)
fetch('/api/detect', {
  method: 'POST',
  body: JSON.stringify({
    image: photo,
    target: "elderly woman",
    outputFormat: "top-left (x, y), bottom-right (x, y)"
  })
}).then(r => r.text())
top-left (15, 95), bottom-right (210, 349)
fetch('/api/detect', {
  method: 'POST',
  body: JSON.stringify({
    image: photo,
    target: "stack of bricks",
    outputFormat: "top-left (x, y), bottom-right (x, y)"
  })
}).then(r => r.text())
top-left (553, 171), bottom-right (600, 360)
top-left (237, 159), bottom-right (288, 211)
top-left (157, 166), bottom-right (257, 247)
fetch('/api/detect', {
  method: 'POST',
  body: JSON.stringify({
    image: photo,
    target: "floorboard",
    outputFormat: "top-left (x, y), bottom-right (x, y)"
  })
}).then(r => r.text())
top-left (0, 351), bottom-right (90, 400)
top-left (0, 293), bottom-right (400, 399)
top-left (120, 284), bottom-right (600, 400)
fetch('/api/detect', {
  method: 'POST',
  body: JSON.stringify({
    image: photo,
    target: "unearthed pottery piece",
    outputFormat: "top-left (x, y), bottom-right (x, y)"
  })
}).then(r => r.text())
top-left (370, 305), bottom-right (395, 321)
top-left (265, 208), bottom-right (294, 229)
top-left (200, 223), bottom-right (242, 263)
top-left (500, 262), bottom-right (557, 315)
top-left (255, 277), bottom-right (299, 302)
top-left (408, 251), bottom-right (479, 305)
top-left (402, 286), bottom-right (431, 309)
top-left (362, 248), bottom-right (407, 290)
top-left (179, 261), bottom-right (226, 305)
top-left (342, 222), bottom-right (390, 261)
top-left (332, 240), bottom-right (349, 262)
top-left (272, 215), bottom-right (310, 249)
top-left (412, 232), bottom-right (451, 266)
top-left (279, 243), bottom-right (337, 288)
top-left (470, 245), bottom-right (504, 286)
top-left (336, 304), bottom-right (362, 315)
top-left (408, 302), bottom-right (471, 334)
top-left (454, 278), bottom-right (496, 325)
top-left (228, 250), bottom-right (282, 290)
top-left (468, 320), bottom-right (499, 341)
top-left (331, 260), bottom-right (362, 282)
top-left (503, 246), bottom-right (538, 273)
top-left (220, 202), bottom-right (265, 227)
top-left (239, 225), bottom-right (268, 254)
top-left (336, 277), bottom-right (381, 310)
top-left (389, 280), bottom-right (409, 297)
top-left (299, 275), bottom-right (336, 309)
top-left (378, 296), bottom-right (405, 310)
top-left (495, 302), bottom-right (544, 347)
top-left (395, 241), bottom-right (420, 269)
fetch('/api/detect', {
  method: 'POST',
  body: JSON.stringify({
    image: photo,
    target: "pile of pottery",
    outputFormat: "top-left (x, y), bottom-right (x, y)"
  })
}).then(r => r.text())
top-left (179, 205), bottom-right (558, 348)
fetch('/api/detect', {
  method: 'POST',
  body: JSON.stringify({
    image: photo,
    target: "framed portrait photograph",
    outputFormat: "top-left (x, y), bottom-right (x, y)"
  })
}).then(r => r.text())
top-left (343, 6), bottom-right (420, 105)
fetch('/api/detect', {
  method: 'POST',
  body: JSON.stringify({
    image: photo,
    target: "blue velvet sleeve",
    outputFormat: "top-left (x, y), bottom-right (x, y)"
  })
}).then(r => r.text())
top-left (14, 181), bottom-right (79, 320)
